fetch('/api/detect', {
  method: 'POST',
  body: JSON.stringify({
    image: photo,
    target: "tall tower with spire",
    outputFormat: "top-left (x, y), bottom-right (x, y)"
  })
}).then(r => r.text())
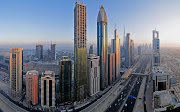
top-left (97, 5), bottom-right (108, 90)
top-left (111, 27), bottom-right (121, 80)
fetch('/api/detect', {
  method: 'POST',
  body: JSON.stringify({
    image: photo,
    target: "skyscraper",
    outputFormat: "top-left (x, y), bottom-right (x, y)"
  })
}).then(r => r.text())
top-left (45, 49), bottom-right (51, 62)
top-left (130, 39), bottom-right (134, 66)
top-left (26, 70), bottom-right (39, 105)
top-left (89, 45), bottom-right (93, 55)
top-left (87, 54), bottom-right (100, 96)
top-left (41, 71), bottom-right (55, 108)
top-left (10, 47), bottom-right (23, 98)
top-left (152, 29), bottom-right (160, 66)
top-left (111, 28), bottom-right (121, 79)
top-left (74, 2), bottom-right (87, 101)
top-left (36, 44), bottom-right (43, 60)
top-left (125, 33), bottom-right (131, 68)
top-left (59, 56), bottom-right (72, 104)
top-left (51, 43), bottom-right (56, 61)
top-left (97, 5), bottom-right (108, 90)
top-left (108, 53), bottom-right (115, 84)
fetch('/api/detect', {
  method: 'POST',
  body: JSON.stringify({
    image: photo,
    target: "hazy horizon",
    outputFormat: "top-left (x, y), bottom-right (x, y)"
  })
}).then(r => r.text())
top-left (0, 0), bottom-right (180, 48)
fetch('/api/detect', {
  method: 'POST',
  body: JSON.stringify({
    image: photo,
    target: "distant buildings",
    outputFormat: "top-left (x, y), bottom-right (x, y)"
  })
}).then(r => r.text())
top-left (41, 71), bottom-right (55, 108)
top-left (23, 61), bottom-right (59, 76)
top-left (26, 70), bottom-right (39, 105)
top-left (138, 45), bottom-right (142, 56)
top-left (10, 47), bottom-right (23, 98)
top-left (97, 5), bottom-right (108, 90)
top-left (59, 56), bottom-right (72, 104)
top-left (108, 53), bottom-right (115, 85)
top-left (45, 49), bottom-right (51, 62)
top-left (125, 33), bottom-right (131, 68)
top-left (51, 43), bottom-right (56, 61)
top-left (89, 45), bottom-right (93, 54)
top-left (111, 28), bottom-right (121, 79)
top-left (87, 54), bottom-right (100, 96)
top-left (152, 29), bottom-right (160, 67)
top-left (36, 44), bottom-right (43, 60)
top-left (130, 39), bottom-right (134, 65)
top-left (74, 2), bottom-right (87, 101)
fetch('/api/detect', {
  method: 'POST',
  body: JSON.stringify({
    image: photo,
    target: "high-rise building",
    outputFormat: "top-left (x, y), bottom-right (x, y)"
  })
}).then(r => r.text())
top-left (51, 43), bottom-right (56, 61)
top-left (122, 26), bottom-right (126, 57)
top-left (108, 53), bottom-right (115, 85)
top-left (36, 44), bottom-right (43, 60)
top-left (125, 33), bottom-right (131, 68)
top-left (152, 29), bottom-right (160, 66)
top-left (74, 2), bottom-right (87, 101)
top-left (10, 47), bottom-right (23, 98)
top-left (59, 56), bottom-right (72, 104)
top-left (111, 28), bottom-right (121, 79)
top-left (138, 45), bottom-right (142, 56)
top-left (97, 5), bottom-right (108, 90)
top-left (89, 45), bottom-right (93, 55)
top-left (130, 39), bottom-right (134, 66)
top-left (26, 70), bottom-right (39, 105)
top-left (87, 54), bottom-right (100, 96)
top-left (41, 71), bottom-right (55, 108)
top-left (45, 49), bottom-right (51, 62)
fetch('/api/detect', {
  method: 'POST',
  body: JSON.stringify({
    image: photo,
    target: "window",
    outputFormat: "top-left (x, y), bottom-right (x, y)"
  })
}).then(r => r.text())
top-left (12, 54), bottom-right (16, 59)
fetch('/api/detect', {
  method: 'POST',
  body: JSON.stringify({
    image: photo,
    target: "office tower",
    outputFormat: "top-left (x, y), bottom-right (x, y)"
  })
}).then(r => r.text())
top-left (97, 5), bottom-right (108, 89)
top-left (45, 49), bottom-right (51, 61)
top-left (26, 70), bottom-right (39, 105)
top-left (59, 56), bottom-right (72, 104)
top-left (74, 2), bottom-right (87, 101)
top-left (111, 28), bottom-right (121, 79)
top-left (41, 71), bottom-right (55, 108)
top-left (10, 47), bottom-right (23, 98)
top-left (36, 44), bottom-right (43, 60)
top-left (138, 45), bottom-right (142, 56)
top-left (51, 43), bottom-right (56, 61)
top-left (125, 33), bottom-right (131, 68)
top-left (108, 53), bottom-right (115, 85)
top-left (89, 45), bottom-right (93, 54)
top-left (130, 39), bottom-right (134, 66)
top-left (122, 26), bottom-right (126, 57)
top-left (152, 29), bottom-right (160, 66)
top-left (87, 54), bottom-right (100, 96)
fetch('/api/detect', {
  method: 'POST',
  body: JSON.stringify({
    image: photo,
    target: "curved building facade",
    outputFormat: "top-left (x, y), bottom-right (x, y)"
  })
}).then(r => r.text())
top-left (97, 5), bottom-right (108, 90)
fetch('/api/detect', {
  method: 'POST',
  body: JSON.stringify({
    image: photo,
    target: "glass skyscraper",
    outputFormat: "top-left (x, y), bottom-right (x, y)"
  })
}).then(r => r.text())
top-left (97, 5), bottom-right (108, 90)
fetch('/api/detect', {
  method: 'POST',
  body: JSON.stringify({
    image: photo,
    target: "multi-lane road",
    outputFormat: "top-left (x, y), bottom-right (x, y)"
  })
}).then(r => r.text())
top-left (105, 55), bottom-right (151, 112)
top-left (105, 75), bottom-right (138, 112)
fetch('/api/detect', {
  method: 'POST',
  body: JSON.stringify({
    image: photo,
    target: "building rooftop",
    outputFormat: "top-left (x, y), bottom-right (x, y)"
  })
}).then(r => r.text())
top-left (154, 90), bottom-right (173, 108)
top-left (97, 5), bottom-right (107, 24)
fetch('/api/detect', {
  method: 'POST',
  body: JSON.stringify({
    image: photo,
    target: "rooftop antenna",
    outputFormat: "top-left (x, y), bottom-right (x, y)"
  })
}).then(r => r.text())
top-left (115, 23), bottom-right (116, 29)
top-left (51, 41), bottom-right (52, 45)
top-left (155, 27), bottom-right (156, 31)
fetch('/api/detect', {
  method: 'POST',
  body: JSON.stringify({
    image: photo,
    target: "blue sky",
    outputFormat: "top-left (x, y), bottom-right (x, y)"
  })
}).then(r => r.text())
top-left (0, 0), bottom-right (180, 49)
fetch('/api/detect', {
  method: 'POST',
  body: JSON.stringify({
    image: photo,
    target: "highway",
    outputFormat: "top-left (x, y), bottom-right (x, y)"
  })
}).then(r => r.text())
top-left (121, 55), bottom-right (151, 112)
top-left (105, 75), bottom-right (138, 112)
top-left (105, 55), bottom-right (151, 112)
top-left (0, 93), bottom-right (28, 112)
top-left (121, 77), bottom-right (143, 112)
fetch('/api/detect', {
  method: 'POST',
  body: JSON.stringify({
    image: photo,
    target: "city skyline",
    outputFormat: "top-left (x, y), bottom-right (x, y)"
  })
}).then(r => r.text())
top-left (1, 0), bottom-right (180, 48)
